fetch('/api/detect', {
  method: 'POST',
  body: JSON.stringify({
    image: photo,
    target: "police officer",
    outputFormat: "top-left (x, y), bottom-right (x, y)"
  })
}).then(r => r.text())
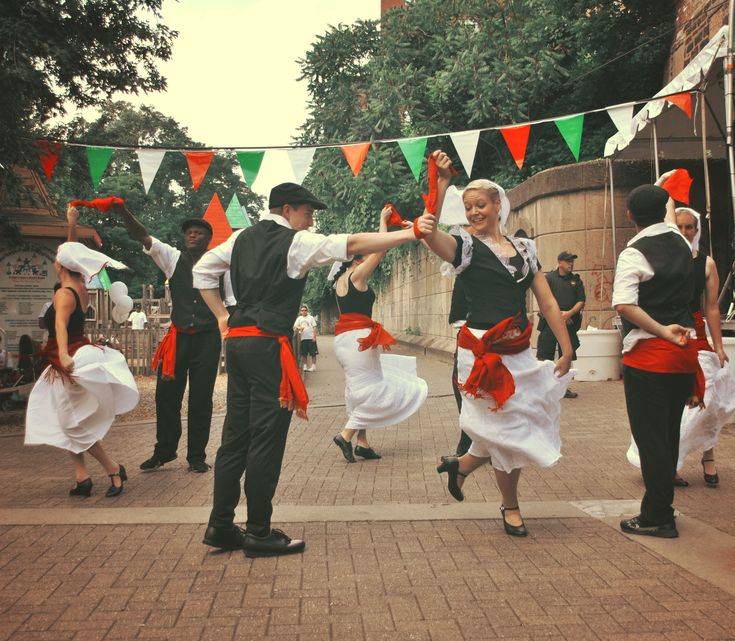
top-left (537, 250), bottom-right (585, 398)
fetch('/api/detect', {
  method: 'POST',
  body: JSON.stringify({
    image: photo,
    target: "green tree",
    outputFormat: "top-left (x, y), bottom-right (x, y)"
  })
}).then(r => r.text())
top-left (45, 101), bottom-right (263, 297)
top-left (297, 0), bottom-right (675, 310)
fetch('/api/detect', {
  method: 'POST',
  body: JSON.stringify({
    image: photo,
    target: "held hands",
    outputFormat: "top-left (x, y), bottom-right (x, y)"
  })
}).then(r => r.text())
top-left (654, 170), bottom-right (676, 187)
top-left (661, 324), bottom-right (690, 347)
top-left (432, 150), bottom-right (454, 183)
top-left (415, 213), bottom-right (437, 238)
top-left (554, 353), bottom-right (572, 377)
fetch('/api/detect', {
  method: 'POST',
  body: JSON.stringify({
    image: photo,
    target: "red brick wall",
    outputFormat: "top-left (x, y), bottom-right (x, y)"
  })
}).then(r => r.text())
top-left (666, 0), bottom-right (728, 80)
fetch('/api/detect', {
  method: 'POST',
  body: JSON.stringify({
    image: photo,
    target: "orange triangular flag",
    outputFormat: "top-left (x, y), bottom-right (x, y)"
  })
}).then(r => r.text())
top-left (666, 93), bottom-right (692, 119)
top-left (341, 143), bottom-right (370, 176)
top-left (500, 124), bottom-right (531, 170)
top-left (185, 151), bottom-right (215, 190)
top-left (202, 193), bottom-right (233, 249)
top-left (36, 140), bottom-right (62, 181)
top-left (662, 168), bottom-right (694, 205)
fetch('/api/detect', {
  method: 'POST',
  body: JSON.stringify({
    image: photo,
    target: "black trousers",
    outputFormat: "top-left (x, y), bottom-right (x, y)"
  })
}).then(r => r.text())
top-left (623, 365), bottom-right (693, 525)
top-left (536, 324), bottom-right (579, 361)
top-left (452, 331), bottom-right (472, 456)
top-left (209, 337), bottom-right (293, 536)
top-left (154, 329), bottom-right (221, 464)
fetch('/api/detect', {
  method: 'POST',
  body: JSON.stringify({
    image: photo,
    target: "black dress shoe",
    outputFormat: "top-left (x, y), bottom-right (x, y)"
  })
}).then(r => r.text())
top-left (674, 475), bottom-right (689, 487)
top-left (436, 455), bottom-right (466, 502)
top-left (188, 461), bottom-right (211, 473)
top-left (619, 516), bottom-right (678, 538)
top-left (243, 529), bottom-right (305, 558)
top-left (140, 454), bottom-right (177, 470)
top-left (203, 525), bottom-right (247, 550)
top-left (354, 446), bottom-right (381, 460)
top-left (333, 435), bottom-right (356, 463)
top-left (564, 389), bottom-right (578, 399)
top-left (500, 505), bottom-right (528, 537)
top-left (105, 465), bottom-right (127, 498)
top-left (69, 478), bottom-right (92, 497)
top-left (701, 458), bottom-right (719, 487)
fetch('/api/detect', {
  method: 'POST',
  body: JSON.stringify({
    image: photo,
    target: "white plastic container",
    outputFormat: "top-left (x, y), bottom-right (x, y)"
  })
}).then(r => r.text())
top-left (573, 329), bottom-right (622, 381)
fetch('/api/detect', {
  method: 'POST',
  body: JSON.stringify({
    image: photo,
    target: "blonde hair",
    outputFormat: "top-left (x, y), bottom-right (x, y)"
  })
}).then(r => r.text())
top-left (463, 179), bottom-right (501, 200)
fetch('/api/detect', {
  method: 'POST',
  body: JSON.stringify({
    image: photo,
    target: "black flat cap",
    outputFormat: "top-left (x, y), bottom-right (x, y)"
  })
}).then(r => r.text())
top-left (181, 218), bottom-right (213, 234)
top-left (558, 251), bottom-right (577, 261)
top-left (269, 183), bottom-right (327, 210)
top-left (627, 185), bottom-right (669, 219)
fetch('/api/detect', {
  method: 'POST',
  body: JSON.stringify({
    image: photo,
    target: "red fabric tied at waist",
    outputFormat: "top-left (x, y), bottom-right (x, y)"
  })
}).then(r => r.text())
top-left (226, 326), bottom-right (309, 418)
top-left (334, 313), bottom-right (397, 351)
top-left (152, 325), bottom-right (197, 381)
top-left (623, 336), bottom-right (705, 401)
top-left (68, 196), bottom-right (125, 212)
top-left (691, 311), bottom-right (713, 352)
top-left (456, 316), bottom-right (532, 410)
top-left (44, 333), bottom-right (94, 382)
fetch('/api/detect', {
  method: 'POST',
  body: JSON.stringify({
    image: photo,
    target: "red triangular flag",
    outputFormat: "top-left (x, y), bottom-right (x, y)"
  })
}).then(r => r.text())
top-left (661, 169), bottom-right (694, 205)
top-left (500, 124), bottom-right (531, 170)
top-left (666, 92), bottom-right (692, 119)
top-left (185, 151), bottom-right (215, 191)
top-left (36, 141), bottom-right (62, 181)
top-left (341, 143), bottom-right (370, 176)
top-left (202, 193), bottom-right (233, 249)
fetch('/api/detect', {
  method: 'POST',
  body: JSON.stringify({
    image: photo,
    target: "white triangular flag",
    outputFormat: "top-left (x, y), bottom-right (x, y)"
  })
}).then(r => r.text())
top-left (606, 104), bottom-right (635, 137)
top-left (450, 130), bottom-right (481, 177)
top-left (286, 147), bottom-right (317, 185)
top-left (136, 149), bottom-right (167, 194)
top-left (439, 185), bottom-right (467, 226)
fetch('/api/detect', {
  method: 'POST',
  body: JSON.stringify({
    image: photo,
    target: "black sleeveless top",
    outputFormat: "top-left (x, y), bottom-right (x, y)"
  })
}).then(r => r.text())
top-left (689, 252), bottom-right (706, 313)
top-left (336, 274), bottom-right (375, 317)
top-left (45, 287), bottom-right (86, 338)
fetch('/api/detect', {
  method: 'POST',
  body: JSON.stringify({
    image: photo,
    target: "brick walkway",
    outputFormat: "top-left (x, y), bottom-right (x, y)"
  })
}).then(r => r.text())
top-left (1, 337), bottom-right (734, 640)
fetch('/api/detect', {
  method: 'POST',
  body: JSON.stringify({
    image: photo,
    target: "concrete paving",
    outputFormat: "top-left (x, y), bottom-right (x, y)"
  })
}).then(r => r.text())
top-left (1, 336), bottom-right (734, 640)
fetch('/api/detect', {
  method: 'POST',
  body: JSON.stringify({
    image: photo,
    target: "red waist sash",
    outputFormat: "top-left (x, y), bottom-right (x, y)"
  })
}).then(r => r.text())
top-left (623, 336), bottom-right (705, 400)
top-left (457, 316), bottom-right (532, 410)
top-left (333, 313), bottom-right (396, 351)
top-left (44, 333), bottom-right (94, 382)
top-left (227, 326), bottom-right (309, 417)
top-left (152, 325), bottom-right (197, 381)
top-left (691, 311), bottom-right (713, 352)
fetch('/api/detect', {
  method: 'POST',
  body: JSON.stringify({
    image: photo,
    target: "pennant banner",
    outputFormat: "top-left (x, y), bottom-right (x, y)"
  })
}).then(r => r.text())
top-left (202, 193), bottom-right (233, 249)
top-left (86, 146), bottom-right (114, 190)
top-left (236, 150), bottom-right (265, 188)
top-left (341, 143), bottom-right (371, 176)
top-left (555, 114), bottom-right (585, 161)
top-left (287, 147), bottom-right (316, 184)
top-left (666, 92), bottom-right (692, 119)
top-left (35, 140), bottom-right (62, 181)
top-left (398, 137), bottom-right (427, 182)
top-left (186, 151), bottom-right (214, 190)
top-left (450, 130), bottom-right (481, 177)
top-left (225, 193), bottom-right (250, 229)
top-left (606, 104), bottom-right (635, 136)
top-left (500, 124), bottom-right (531, 170)
top-left (136, 149), bottom-right (166, 194)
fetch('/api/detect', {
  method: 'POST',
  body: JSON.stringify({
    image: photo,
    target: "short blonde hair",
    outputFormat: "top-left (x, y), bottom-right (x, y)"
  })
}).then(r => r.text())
top-left (463, 179), bottom-right (501, 199)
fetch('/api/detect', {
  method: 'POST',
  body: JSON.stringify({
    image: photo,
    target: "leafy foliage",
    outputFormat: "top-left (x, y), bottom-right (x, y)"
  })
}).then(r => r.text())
top-left (297, 0), bottom-right (675, 310)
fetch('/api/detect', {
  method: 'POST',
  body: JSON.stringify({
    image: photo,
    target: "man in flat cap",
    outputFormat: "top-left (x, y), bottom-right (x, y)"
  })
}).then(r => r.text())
top-left (193, 181), bottom-right (438, 557)
top-left (114, 206), bottom-right (223, 474)
top-left (537, 250), bottom-right (586, 398)
top-left (612, 178), bottom-right (701, 539)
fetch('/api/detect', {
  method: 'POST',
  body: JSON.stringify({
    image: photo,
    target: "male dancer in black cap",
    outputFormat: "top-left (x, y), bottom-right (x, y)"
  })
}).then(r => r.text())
top-left (114, 206), bottom-right (222, 473)
top-left (193, 181), bottom-right (438, 557)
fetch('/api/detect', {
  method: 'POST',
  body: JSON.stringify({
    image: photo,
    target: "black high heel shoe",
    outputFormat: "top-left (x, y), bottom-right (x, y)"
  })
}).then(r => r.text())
top-left (69, 478), bottom-right (92, 497)
top-left (105, 464), bottom-right (127, 498)
top-left (701, 458), bottom-right (719, 487)
top-left (500, 505), bottom-right (528, 537)
top-left (436, 456), bottom-right (466, 502)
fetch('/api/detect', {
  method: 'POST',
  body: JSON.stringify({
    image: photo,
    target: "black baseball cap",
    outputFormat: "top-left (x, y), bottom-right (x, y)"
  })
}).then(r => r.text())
top-left (181, 218), bottom-right (213, 234)
top-left (627, 185), bottom-right (669, 220)
top-left (558, 251), bottom-right (577, 261)
top-left (269, 182), bottom-right (327, 210)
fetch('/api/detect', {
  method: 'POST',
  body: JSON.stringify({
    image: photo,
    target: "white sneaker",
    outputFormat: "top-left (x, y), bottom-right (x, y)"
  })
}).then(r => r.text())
top-left (309, 364), bottom-right (316, 371)
top-left (303, 363), bottom-right (308, 371)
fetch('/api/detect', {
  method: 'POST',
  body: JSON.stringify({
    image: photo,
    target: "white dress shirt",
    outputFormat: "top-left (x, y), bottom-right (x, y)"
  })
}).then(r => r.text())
top-left (192, 213), bottom-right (351, 290)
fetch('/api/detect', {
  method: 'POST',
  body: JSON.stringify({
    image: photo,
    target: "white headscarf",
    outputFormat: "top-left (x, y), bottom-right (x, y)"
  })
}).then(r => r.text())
top-left (56, 242), bottom-right (128, 279)
top-left (675, 207), bottom-right (701, 252)
top-left (327, 261), bottom-right (343, 283)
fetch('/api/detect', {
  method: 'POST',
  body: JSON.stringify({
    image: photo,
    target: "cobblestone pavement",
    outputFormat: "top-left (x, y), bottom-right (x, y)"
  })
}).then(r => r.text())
top-left (1, 337), bottom-right (733, 640)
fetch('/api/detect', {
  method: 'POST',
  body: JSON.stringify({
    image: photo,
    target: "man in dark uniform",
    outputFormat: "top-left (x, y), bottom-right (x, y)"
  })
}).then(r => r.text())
top-left (537, 250), bottom-right (586, 398)
top-left (114, 206), bottom-right (222, 473)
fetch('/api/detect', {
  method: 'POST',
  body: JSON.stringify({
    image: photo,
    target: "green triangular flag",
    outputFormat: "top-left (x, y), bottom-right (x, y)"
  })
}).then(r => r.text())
top-left (225, 193), bottom-right (250, 229)
top-left (98, 268), bottom-right (111, 290)
top-left (236, 151), bottom-right (265, 188)
top-left (86, 146), bottom-right (114, 190)
top-left (554, 114), bottom-right (584, 161)
top-left (397, 137), bottom-right (428, 181)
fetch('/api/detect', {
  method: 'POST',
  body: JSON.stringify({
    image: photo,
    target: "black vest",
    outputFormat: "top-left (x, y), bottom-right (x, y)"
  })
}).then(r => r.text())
top-left (621, 231), bottom-right (694, 337)
top-left (169, 251), bottom-right (221, 331)
top-left (229, 220), bottom-right (306, 335)
top-left (448, 277), bottom-right (468, 325)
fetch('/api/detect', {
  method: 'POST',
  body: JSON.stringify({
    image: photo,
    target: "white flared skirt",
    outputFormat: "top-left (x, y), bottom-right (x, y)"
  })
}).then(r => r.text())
top-left (25, 344), bottom-right (139, 453)
top-left (334, 329), bottom-right (428, 430)
top-left (458, 332), bottom-right (573, 473)
top-left (626, 349), bottom-right (735, 469)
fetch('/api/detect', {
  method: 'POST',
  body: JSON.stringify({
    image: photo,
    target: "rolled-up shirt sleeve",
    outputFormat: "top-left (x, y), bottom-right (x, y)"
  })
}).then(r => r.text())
top-left (611, 247), bottom-right (654, 307)
top-left (287, 231), bottom-right (351, 279)
top-left (144, 237), bottom-right (181, 279)
top-left (192, 230), bottom-right (243, 290)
